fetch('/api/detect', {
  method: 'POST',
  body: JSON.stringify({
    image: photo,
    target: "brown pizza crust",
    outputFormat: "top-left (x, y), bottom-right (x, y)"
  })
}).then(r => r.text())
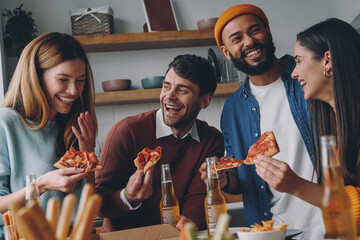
top-left (143, 160), bottom-right (155, 173)
top-left (87, 164), bottom-right (103, 172)
top-left (53, 161), bottom-right (66, 169)
top-left (134, 158), bottom-right (145, 170)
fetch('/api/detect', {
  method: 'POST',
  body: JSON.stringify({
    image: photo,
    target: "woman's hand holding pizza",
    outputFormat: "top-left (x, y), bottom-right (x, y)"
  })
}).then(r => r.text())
top-left (72, 111), bottom-right (96, 152)
top-left (124, 167), bottom-right (155, 207)
top-left (254, 155), bottom-right (300, 193)
top-left (37, 168), bottom-right (87, 194)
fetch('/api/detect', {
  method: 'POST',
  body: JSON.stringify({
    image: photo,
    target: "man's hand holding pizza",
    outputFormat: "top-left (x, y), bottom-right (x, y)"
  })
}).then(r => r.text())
top-left (123, 146), bottom-right (161, 207)
top-left (199, 158), bottom-right (229, 189)
top-left (124, 167), bottom-right (155, 207)
top-left (200, 131), bottom-right (281, 193)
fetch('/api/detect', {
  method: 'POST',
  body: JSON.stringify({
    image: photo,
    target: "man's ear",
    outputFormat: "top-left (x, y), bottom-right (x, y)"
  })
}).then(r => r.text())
top-left (200, 92), bottom-right (212, 109)
top-left (220, 46), bottom-right (231, 60)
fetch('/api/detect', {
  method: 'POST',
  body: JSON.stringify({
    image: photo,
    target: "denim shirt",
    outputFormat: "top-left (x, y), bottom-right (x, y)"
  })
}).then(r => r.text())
top-left (220, 54), bottom-right (313, 226)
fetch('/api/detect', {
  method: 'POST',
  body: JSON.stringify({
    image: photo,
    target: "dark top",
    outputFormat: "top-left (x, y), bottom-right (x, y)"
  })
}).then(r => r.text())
top-left (95, 110), bottom-right (224, 232)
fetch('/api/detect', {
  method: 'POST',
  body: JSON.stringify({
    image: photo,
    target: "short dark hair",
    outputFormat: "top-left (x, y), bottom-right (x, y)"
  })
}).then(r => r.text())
top-left (166, 54), bottom-right (217, 96)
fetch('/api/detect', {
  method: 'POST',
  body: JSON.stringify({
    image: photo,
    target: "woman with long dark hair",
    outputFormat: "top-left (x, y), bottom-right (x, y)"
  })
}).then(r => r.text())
top-left (254, 18), bottom-right (360, 236)
top-left (292, 17), bottom-right (360, 233)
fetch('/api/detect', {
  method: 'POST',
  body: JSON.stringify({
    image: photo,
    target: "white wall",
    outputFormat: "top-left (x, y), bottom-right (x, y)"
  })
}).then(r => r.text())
top-left (1, 0), bottom-right (360, 146)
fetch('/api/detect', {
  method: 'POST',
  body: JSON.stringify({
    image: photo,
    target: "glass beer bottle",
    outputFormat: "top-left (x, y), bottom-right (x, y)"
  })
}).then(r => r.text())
top-left (204, 157), bottom-right (227, 236)
top-left (160, 164), bottom-right (180, 226)
top-left (320, 135), bottom-right (356, 239)
top-left (25, 175), bottom-right (40, 207)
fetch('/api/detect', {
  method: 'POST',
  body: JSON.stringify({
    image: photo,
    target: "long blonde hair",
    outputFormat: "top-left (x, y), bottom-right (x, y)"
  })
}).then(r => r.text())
top-left (3, 32), bottom-right (97, 154)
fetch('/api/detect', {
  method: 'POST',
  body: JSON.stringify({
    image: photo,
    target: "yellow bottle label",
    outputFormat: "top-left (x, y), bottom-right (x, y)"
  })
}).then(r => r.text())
top-left (161, 206), bottom-right (180, 225)
top-left (321, 166), bottom-right (357, 239)
top-left (322, 207), bottom-right (357, 239)
top-left (206, 204), bottom-right (227, 235)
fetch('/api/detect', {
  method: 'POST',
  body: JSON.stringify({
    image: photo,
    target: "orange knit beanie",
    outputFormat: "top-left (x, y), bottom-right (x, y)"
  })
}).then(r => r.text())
top-left (214, 4), bottom-right (269, 47)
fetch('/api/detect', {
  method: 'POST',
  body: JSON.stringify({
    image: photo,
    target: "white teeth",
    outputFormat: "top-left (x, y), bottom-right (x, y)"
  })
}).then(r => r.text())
top-left (246, 49), bottom-right (261, 57)
top-left (58, 96), bottom-right (75, 103)
top-left (300, 81), bottom-right (306, 86)
top-left (166, 104), bottom-right (180, 110)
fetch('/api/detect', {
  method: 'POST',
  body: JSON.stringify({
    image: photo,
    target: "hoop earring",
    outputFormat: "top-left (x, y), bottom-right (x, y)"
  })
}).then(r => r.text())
top-left (324, 69), bottom-right (332, 78)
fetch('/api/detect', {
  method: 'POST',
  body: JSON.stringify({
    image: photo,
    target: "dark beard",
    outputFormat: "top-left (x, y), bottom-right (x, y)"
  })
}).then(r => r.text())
top-left (230, 39), bottom-right (276, 76)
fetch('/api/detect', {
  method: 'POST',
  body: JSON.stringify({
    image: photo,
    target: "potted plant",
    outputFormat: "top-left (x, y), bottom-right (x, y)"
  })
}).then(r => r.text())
top-left (2, 4), bottom-right (38, 56)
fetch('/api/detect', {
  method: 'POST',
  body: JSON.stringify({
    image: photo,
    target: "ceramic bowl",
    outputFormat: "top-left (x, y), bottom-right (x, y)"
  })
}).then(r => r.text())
top-left (197, 18), bottom-right (218, 30)
top-left (102, 79), bottom-right (131, 92)
top-left (237, 228), bottom-right (286, 240)
top-left (141, 76), bottom-right (165, 89)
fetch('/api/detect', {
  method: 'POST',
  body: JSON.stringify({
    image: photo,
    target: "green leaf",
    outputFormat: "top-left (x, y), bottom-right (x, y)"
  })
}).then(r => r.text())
top-left (2, 4), bottom-right (38, 56)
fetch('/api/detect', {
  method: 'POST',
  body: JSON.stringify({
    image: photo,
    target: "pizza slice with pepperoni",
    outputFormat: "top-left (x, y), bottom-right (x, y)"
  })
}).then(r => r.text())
top-left (216, 157), bottom-right (243, 171)
top-left (244, 131), bottom-right (280, 165)
top-left (54, 147), bottom-right (102, 172)
top-left (215, 131), bottom-right (280, 170)
top-left (134, 146), bottom-right (162, 173)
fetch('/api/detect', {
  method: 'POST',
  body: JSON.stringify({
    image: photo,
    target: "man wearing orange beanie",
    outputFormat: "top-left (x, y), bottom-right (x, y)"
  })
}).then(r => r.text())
top-left (199, 4), bottom-right (324, 239)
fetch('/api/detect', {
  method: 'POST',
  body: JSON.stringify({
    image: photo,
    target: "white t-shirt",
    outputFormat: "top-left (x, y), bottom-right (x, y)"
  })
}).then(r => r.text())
top-left (249, 78), bottom-right (324, 240)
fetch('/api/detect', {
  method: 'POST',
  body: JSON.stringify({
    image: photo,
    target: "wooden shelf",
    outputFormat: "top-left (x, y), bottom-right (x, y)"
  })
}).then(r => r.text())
top-left (73, 29), bottom-right (216, 53)
top-left (95, 82), bottom-right (242, 106)
top-left (76, 29), bottom-right (227, 106)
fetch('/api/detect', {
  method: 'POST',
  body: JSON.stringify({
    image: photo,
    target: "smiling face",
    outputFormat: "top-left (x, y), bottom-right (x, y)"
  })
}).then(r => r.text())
top-left (291, 42), bottom-right (334, 105)
top-left (160, 68), bottom-right (210, 138)
top-left (220, 14), bottom-right (275, 75)
top-left (42, 58), bottom-right (86, 120)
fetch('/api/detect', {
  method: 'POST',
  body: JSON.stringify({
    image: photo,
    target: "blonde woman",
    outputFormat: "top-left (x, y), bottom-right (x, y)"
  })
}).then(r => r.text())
top-left (0, 33), bottom-right (97, 224)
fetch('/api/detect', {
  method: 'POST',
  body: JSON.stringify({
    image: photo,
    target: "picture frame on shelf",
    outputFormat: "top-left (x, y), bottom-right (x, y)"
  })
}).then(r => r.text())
top-left (141, 0), bottom-right (179, 32)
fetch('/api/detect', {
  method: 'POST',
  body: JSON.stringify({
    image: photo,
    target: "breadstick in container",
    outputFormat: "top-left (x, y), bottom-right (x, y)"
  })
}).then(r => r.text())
top-left (71, 183), bottom-right (94, 237)
top-left (24, 201), bottom-right (56, 240)
top-left (16, 206), bottom-right (44, 240)
top-left (71, 194), bottom-right (102, 240)
top-left (46, 198), bottom-right (60, 233)
top-left (56, 194), bottom-right (77, 240)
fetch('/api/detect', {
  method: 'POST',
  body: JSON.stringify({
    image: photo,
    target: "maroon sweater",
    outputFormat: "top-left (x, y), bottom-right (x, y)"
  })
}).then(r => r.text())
top-left (95, 110), bottom-right (224, 232)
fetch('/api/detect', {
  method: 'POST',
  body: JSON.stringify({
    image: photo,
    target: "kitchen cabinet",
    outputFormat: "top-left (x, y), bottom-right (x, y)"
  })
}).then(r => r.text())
top-left (73, 29), bottom-right (242, 105)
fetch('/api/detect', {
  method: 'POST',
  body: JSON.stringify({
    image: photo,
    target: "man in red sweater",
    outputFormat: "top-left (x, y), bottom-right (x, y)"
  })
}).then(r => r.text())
top-left (95, 54), bottom-right (224, 232)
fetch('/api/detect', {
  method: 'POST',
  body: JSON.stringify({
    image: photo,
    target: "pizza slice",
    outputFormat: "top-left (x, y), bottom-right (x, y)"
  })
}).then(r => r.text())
top-left (134, 146), bottom-right (162, 173)
top-left (54, 147), bottom-right (102, 172)
top-left (216, 157), bottom-right (243, 171)
top-left (244, 131), bottom-right (280, 165)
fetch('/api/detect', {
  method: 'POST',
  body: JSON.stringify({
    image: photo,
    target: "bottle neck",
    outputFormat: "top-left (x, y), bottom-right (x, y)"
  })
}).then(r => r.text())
top-left (320, 136), bottom-right (344, 189)
top-left (25, 175), bottom-right (40, 200)
top-left (206, 157), bottom-right (221, 193)
top-left (322, 166), bottom-right (345, 189)
top-left (161, 164), bottom-right (172, 182)
top-left (161, 164), bottom-right (176, 197)
top-left (206, 176), bottom-right (222, 195)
